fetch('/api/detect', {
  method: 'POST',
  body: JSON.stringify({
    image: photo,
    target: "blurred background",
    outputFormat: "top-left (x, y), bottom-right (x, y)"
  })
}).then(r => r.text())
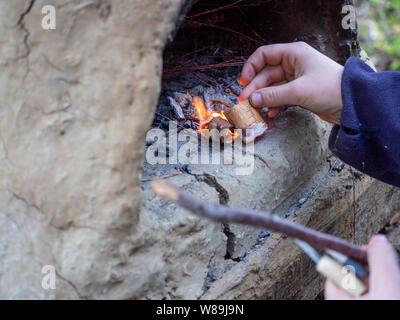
top-left (356, 0), bottom-right (400, 71)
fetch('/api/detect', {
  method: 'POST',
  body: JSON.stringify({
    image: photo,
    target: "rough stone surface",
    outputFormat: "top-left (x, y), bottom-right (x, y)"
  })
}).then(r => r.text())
top-left (141, 107), bottom-right (330, 297)
top-left (0, 0), bottom-right (184, 299)
top-left (177, 108), bottom-right (330, 259)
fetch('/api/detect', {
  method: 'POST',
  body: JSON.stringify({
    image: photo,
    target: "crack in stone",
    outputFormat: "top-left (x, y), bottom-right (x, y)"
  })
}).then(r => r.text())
top-left (185, 169), bottom-right (229, 204)
top-left (9, 188), bottom-right (44, 216)
top-left (185, 170), bottom-right (237, 261)
top-left (222, 223), bottom-right (237, 260)
top-left (9, 189), bottom-right (100, 235)
top-left (16, 0), bottom-right (36, 26)
top-left (5, 189), bottom-right (84, 299)
top-left (254, 154), bottom-right (271, 169)
top-left (48, 220), bottom-right (98, 233)
top-left (56, 270), bottom-right (85, 299)
top-left (16, 0), bottom-right (36, 79)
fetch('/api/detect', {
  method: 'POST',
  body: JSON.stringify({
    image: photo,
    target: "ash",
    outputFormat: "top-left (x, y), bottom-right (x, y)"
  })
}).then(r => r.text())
top-left (152, 47), bottom-right (246, 133)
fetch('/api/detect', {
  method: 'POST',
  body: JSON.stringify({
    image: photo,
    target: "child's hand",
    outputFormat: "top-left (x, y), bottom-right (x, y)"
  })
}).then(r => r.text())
top-left (325, 235), bottom-right (400, 300)
top-left (239, 42), bottom-right (344, 125)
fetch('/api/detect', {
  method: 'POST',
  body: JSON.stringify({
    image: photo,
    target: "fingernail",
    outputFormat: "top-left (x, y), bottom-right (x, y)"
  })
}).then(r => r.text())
top-left (250, 93), bottom-right (262, 107)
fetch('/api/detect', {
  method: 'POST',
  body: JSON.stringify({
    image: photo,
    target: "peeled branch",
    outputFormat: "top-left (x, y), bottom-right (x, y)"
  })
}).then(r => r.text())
top-left (152, 178), bottom-right (368, 266)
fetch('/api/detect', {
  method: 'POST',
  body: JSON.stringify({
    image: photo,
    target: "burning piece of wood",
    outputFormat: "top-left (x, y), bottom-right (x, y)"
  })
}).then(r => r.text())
top-left (191, 96), bottom-right (238, 143)
top-left (152, 178), bottom-right (368, 266)
top-left (224, 100), bottom-right (267, 143)
top-left (200, 117), bottom-right (236, 144)
top-left (206, 117), bottom-right (236, 144)
top-left (208, 117), bottom-right (234, 131)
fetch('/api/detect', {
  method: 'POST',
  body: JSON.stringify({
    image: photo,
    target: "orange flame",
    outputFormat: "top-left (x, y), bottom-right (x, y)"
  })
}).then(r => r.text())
top-left (211, 112), bottom-right (228, 121)
top-left (192, 96), bottom-right (238, 142)
top-left (192, 96), bottom-right (210, 125)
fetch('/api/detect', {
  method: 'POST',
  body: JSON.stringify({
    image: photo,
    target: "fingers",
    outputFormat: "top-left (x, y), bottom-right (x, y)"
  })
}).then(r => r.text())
top-left (239, 43), bottom-right (300, 85)
top-left (325, 236), bottom-right (400, 300)
top-left (239, 66), bottom-right (285, 101)
top-left (367, 235), bottom-right (400, 299)
top-left (324, 280), bottom-right (352, 300)
top-left (249, 78), bottom-right (303, 108)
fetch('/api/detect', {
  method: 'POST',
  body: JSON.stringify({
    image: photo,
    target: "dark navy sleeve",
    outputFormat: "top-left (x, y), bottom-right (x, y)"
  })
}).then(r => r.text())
top-left (329, 57), bottom-right (400, 187)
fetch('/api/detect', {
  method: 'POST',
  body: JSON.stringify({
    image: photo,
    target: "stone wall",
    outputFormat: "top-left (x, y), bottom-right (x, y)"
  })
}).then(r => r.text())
top-left (0, 0), bottom-right (183, 299)
top-left (0, 0), bottom-right (398, 300)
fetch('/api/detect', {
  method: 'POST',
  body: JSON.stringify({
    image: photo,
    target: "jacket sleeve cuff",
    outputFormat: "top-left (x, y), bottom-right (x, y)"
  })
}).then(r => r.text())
top-left (329, 56), bottom-right (400, 187)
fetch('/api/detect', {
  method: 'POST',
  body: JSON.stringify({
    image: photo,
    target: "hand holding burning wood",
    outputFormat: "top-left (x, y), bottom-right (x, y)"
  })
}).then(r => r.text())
top-left (193, 96), bottom-right (267, 143)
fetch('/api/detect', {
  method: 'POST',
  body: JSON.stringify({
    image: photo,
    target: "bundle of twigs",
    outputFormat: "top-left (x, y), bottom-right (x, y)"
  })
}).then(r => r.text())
top-left (163, 0), bottom-right (268, 77)
top-left (152, 179), bottom-right (368, 265)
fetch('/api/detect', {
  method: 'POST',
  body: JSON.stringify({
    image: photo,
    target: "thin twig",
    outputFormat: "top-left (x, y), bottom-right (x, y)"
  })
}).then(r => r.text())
top-left (152, 179), bottom-right (368, 265)
top-left (210, 98), bottom-right (232, 108)
top-left (187, 0), bottom-right (264, 19)
top-left (187, 0), bottom-right (245, 19)
top-left (188, 71), bottom-right (213, 87)
top-left (141, 174), bottom-right (181, 182)
top-left (155, 111), bottom-right (174, 122)
top-left (163, 61), bottom-right (244, 76)
top-left (180, 45), bottom-right (219, 60)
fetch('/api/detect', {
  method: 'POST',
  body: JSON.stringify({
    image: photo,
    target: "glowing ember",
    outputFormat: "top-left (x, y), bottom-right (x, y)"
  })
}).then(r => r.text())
top-left (192, 96), bottom-right (238, 142)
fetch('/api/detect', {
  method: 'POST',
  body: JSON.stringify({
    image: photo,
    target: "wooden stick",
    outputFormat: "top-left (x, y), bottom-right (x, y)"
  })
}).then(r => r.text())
top-left (152, 179), bottom-right (368, 265)
top-left (209, 98), bottom-right (232, 109)
top-left (224, 100), bottom-right (268, 143)
top-left (224, 100), bottom-right (266, 129)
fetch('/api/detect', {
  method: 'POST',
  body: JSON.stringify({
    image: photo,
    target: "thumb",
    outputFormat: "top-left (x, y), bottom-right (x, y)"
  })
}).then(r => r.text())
top-left (324, 280), bottom-right (352, 300)
top-left (368, 234), bottom-right (400, 299)
top-left (249, 79), bottom-right (303, 108)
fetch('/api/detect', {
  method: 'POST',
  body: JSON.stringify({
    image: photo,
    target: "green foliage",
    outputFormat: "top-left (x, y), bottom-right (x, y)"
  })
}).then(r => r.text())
top-left (359, 0), bottom-right (400, 70)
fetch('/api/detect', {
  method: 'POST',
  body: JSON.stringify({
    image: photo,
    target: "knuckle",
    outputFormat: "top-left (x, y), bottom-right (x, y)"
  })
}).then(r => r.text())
top-left (265, 88), bottom-right (278, 104)
top-left (254, 46), bottom-right (267, 58)
top-left (294, 41), bottom-right (308, 48)
top-left (291, 42), bottom-right (313, 61)
top-left (292, 41), bottom-right (311, 55)
top-left (258, 44), bottom-right (277, 56)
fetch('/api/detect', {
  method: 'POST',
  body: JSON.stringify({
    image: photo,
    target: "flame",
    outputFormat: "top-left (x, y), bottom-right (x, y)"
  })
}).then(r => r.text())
top-left (192, 96), bottom-right (209, 125)
top-left (229, 130), bottom-right (240, 140)
top-left (211, 112), bottom-right (228, 121)
top-left (192, 96), bottom-right (238, 142)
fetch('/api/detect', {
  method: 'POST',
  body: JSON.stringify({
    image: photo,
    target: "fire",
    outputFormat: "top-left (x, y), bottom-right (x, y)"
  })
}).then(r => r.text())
top-left (211, 112), bottom-right (228, 121)
top-left (192, 96), bottom-right (238, 142)
top-left (228, 130), bottom-right (240, 140)
top-left (192, 96), bottom-right (209, 125)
